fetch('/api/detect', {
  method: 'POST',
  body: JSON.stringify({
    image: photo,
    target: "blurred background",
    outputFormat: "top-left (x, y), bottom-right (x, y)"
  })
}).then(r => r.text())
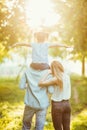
top-left (0, 0), bottom-right (87, 130)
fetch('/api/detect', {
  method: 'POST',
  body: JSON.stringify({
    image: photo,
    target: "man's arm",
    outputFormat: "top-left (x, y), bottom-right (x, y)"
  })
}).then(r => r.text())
top-left (19, 73), bottom-right (27, 89)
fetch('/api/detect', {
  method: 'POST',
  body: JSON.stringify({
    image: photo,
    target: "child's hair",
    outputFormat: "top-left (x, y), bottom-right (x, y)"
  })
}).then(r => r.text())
top-left (34, 31), bottom-right (49, 43)
top-left (50, 60), bottom-right (64, 90)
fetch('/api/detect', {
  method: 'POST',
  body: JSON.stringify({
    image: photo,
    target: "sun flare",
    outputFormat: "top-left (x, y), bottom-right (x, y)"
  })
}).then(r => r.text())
top-left (25, 0), bottom-right (60, 30)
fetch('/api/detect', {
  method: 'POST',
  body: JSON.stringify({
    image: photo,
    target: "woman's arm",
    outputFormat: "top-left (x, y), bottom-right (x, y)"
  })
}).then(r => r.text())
top-left (39, 77), bottom-right (57, 87)
top-left (39, 70), bottom-right (57, 87)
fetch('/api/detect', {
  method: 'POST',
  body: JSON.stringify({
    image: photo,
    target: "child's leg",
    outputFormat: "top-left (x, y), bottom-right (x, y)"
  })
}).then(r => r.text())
top-left (22, 105), bottom-right (35, 130)
top-left (35, 108), bottom-right (47, 130)
top-left (30, 63), bottom-right (50, 70)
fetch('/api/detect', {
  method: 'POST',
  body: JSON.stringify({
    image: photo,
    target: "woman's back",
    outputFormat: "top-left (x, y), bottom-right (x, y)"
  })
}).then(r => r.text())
top-left (51, 71), bottom-right (71, 102)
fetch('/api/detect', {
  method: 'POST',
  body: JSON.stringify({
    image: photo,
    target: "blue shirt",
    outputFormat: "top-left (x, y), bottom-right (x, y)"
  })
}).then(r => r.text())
top-left (31, 42), bottom-right (49, 63)
top-left (19, 67), bottom-right (54, 109)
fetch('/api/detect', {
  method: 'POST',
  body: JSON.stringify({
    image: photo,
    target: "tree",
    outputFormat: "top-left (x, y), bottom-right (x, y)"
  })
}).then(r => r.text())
top-left (51, 0), bottom-right (87, 76)
top-left (0, 0), bottom-right (31, 62)
top-left (71, 0), bottom-right (87, 76)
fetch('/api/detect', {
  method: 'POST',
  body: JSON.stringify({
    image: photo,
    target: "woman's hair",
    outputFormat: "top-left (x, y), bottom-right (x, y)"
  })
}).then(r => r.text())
top-left (50, 60), bottom-right (64, 90)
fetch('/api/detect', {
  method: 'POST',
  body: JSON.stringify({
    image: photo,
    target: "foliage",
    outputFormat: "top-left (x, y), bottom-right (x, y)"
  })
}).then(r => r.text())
top-left (70, 74), bottom-right (87, 114)
top-left (0, 0), bottom-right (31, 62)
top-left (52, 0), bottom-right (87, 54)
top-left (71, 109), bottom-right (87, 130)
top-left (52, 0), bottom-right (87, 75)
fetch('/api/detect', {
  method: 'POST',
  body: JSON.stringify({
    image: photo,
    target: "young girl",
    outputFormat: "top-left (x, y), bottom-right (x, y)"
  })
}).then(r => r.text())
top-left (12, 31), bottom-right (70, 70)
top-left (39, 60), bottom-right (71, 130)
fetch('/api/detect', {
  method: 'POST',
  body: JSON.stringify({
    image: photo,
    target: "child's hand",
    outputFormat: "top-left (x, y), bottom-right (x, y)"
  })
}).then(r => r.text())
top-left (8, 45), bottom-right (16, 49)
top-left (64, 45), bottom-right (71, 48)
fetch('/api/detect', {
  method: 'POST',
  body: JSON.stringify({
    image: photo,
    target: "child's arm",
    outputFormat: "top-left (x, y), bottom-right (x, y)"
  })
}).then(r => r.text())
top-left (12, 42), bottom-right (31, 48)
top-left (49, 43), bottom-right (70, 48)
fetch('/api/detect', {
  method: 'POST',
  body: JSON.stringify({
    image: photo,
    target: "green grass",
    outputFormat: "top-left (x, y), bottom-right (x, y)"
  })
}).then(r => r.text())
top-left (71, 109), bottom-right (87, 130)
top-left (70, 74), bottom-right (87, 114)
top-left (0, 78), bottom-right (24, 130)
top-left (0, 75), bottom-right (87, 130)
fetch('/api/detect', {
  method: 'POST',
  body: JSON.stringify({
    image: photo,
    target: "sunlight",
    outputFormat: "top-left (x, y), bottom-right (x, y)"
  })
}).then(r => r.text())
top-left (25, 0), bottom-right (60, 29)
top-left (6, 0), bottom-right (17, 9)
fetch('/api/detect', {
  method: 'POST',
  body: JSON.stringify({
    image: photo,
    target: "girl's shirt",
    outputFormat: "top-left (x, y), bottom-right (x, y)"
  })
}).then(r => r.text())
top-left (31, 42), bottom-right (49, 63)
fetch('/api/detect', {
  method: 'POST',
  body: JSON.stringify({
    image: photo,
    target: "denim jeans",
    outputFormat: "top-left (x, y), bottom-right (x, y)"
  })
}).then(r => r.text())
top-left (51, 100), bottom-right (71, 130)
top-left (22, 105), bottom-right (47, 130)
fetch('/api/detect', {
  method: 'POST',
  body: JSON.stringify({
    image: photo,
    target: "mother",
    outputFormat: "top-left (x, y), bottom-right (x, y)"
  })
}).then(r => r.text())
top-left (39, 60), bottom-right (71, 130)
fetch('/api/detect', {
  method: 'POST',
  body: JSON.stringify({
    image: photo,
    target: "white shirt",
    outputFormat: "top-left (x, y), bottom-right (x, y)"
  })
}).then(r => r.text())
top-left (31, 42), bottom-right (49, 63)
top-left (51, 67), bottom-right (71, 102)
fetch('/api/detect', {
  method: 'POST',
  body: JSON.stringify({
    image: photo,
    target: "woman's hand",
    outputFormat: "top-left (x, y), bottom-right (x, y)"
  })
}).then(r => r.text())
top-left (38, 82), bottom-right (44, 87)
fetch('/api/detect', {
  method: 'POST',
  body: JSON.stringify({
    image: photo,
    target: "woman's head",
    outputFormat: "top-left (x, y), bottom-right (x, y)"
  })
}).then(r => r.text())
top-left (50, 60), bottom-right (64, 89)
top-left (34, 31), bottom-right (49, 43)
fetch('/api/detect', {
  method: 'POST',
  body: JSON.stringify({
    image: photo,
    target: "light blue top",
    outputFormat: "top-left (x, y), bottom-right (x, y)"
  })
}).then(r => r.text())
top-left (19, 67), bottom-right (54, 109)
top-left (31, 42), bottom-right (49, 63)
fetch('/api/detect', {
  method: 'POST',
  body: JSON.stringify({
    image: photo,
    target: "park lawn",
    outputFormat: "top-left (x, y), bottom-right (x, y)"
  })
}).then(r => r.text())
top-left (71, 109), bottom-right (87, 130)
top-left (0, 78), bottom-right (24, 130)
top-left (0, 75), bottom-right (87, 130)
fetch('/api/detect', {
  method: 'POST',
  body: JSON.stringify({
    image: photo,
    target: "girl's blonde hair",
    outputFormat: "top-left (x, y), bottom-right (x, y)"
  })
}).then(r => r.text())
top-left (51, 60), bottom-right (64, 90)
